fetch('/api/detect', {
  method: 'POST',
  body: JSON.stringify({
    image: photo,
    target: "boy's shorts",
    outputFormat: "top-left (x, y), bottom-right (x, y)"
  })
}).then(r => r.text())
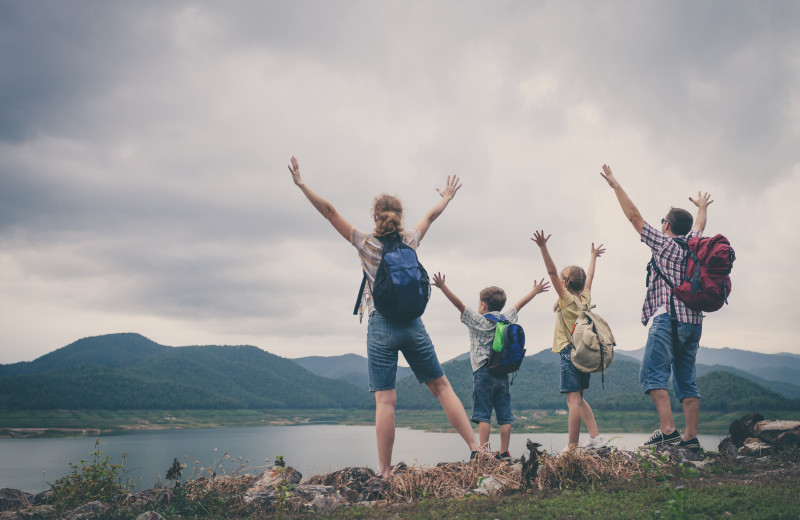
top-left (559, 347), bottom-right (590, 393)
top-left (366, 311), bottom-right (445, 392)
top-left (640, 313), bottom-right (702, 401)
top-left (471, 364), bottom-right (514, 425)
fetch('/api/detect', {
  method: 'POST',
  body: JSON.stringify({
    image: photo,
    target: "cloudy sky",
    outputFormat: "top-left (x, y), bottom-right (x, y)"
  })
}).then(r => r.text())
top-left (1, 1), bottom-right (798, 365)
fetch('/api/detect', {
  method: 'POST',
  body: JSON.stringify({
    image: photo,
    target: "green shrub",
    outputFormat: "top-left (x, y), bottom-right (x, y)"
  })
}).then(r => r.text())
top-left (50, 439), bottom-right (128, 512)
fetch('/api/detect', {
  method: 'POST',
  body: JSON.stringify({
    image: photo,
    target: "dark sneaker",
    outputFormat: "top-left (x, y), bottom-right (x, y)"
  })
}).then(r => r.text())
top-left (494, 451), bottom-right (511, 461)
top-left (678, 437), bottom-right (702, 452)
top-left (641, 429), bottom-right (681, 448)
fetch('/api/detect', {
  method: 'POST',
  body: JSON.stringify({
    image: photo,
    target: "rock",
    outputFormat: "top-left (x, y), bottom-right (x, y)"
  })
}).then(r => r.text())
top-left (0, 489), bottom-right (33, 511)
top-left (32, 491), bottom-right (52, 506)
top-left (718, 437), bottom-right (738, 457)
top-left (729, 413), bottom-right (764, 447)
top-left (250, 466), bottom-right (303, 490)
top-left (304, 467), bottom-right (387, 502)
top-left (477, 476), bottom-right (503, 494)
top-left (243, 488), bottom-right (277, 506)
top-left (774, 427), bottom-right (800, 448)
top-left (135, 512), bottom-right (166, 520)
top-left (754, 420), bottom-right (800, 445)
top-left (62, 500), bottom-right (109, 520)
top-left (10, 504), bottom-right (55, 519)
top-left (283, 485), bottom-right (347, 513)
top-left (738, 438), bottom-right (773, 457)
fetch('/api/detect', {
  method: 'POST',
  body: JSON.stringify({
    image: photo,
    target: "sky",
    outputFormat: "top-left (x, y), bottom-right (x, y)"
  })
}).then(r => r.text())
top-left (1, 1), bottom-right (799, 365)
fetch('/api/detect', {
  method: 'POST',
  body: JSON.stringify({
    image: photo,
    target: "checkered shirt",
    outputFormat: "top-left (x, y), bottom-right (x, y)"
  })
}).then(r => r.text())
top-left (461, 307), bottom-right (519, 373)
top-left (640, 221), bottom-right (703, 325)
top-left (350, 226), bottom-right (421, 319)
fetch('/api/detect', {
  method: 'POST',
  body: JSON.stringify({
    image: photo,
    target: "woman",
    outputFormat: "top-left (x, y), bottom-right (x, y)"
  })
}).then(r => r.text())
top-left (288, 156), bottom-right (478, 478)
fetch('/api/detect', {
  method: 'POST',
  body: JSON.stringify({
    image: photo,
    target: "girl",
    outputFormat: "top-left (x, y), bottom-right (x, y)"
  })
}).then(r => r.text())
top-left (288, 156), bottom-right (479, 478)
top-left (532, 230), bottom-right (606, 452)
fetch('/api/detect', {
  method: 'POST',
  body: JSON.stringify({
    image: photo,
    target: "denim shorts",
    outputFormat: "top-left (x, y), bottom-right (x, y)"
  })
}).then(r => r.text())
top-left (471, 364), bottom-right (514, 425)
top-left (366, 311), bottom-right (445, 392)
top-left (640, 313), bottom-right (703, 401)
top-left (559, 347), bottom-right (590, 394)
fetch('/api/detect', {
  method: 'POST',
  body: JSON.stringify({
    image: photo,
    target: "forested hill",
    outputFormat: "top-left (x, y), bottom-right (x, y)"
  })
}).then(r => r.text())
top-left (0, 334), bottom-right (369, 410)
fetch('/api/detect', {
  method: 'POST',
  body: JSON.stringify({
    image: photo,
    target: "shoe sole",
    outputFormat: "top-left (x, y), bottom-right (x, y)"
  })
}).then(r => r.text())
top-left (640, 438), bottom-right (681, 448)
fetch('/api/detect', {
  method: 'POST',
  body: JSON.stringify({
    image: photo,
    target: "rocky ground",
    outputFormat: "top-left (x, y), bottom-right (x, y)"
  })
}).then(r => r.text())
top-left (1, 414), bottom-right (798, 519)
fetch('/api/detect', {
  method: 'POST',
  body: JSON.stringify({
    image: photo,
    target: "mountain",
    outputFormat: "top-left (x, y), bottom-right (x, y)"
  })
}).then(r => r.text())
top-left (293, 353), bottom-right (413, 390)
top-left (394, 349), bottom-right (800, 412)
top-left (0, 333), bottom-right (170, 376)
top-left (618, 346), bottom-right (800, 394)
top-left (0, 334), bottom-right (370, 410)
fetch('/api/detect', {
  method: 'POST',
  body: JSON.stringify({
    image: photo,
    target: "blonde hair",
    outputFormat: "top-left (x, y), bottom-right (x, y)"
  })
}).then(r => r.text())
top-left (372, 194), bottom-right (404, 238)
top-left (554, 265), bottom-right (587, 311)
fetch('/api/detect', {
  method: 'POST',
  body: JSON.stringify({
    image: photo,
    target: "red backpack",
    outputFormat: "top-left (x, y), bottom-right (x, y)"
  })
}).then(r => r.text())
top-left (673, 234), bottom-right (735, 312)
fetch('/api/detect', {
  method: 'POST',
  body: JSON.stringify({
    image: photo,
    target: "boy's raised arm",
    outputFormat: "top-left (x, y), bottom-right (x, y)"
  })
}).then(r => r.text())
top-left (288, 156), bottom-right (353, 241)
top-left (415, 175), bottom-right (462, 240)
top-left (689, 191), bottom-right (713, 233)
top-left (432, 272), bottom-right (465, 314)
top-left (599, 164), bottom-right (644, 235)
top-left (585, 242), bottom-right (605, 292)
top-left (513, 278), bottom-right (551, 312)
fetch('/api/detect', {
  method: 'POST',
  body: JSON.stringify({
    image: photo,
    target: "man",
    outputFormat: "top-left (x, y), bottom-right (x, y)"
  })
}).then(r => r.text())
top-left (599, 164), bottom-right (713, 451)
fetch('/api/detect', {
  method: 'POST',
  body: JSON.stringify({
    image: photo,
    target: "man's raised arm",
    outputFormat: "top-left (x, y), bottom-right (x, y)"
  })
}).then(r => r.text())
top-left (689, 191), bottom-right (713, 233)
top-left (599, 164), bottom-right (644, 235)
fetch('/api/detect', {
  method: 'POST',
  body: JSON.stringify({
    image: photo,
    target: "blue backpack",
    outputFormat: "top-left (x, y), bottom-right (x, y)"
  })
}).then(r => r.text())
top-left (484, 314), bottom-right (526, 376)
top-left (353, 235), bottom-right (431, 322)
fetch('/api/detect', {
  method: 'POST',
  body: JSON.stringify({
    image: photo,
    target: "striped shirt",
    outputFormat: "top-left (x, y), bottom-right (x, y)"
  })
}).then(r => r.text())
top-left (640, 221), bottom-right (703, 325)
top-left (350, 226), bottom-right (421, 319)
top-left (461, 307), bottom-right (519, 373)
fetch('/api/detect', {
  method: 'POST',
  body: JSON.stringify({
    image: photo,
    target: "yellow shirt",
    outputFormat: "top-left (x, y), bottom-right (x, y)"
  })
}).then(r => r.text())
top-left (551, 291), bottom-right (592, 353)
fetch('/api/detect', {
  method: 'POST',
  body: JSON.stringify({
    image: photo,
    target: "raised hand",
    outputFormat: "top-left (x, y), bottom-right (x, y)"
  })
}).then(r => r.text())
top-left (435, 175), bottom-right (462, 200)
top-left (431, 272), bottom-right (447, 288)
top-left (689, 191), bottom-right (714, 208)
top-left (532, 278), bottom-right (551, 295)
top-left (599, 164), bottom-right (618, 188)
top-left (531, 230), bottom-right (551, 248)
top-left (287, 156), bottom-right (304, 187)
top-left (591, 242), bottom-right (606, 258)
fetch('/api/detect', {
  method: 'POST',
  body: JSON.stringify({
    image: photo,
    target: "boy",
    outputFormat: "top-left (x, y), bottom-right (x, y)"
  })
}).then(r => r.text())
top-left (432, 273), bottom-right (550, 459)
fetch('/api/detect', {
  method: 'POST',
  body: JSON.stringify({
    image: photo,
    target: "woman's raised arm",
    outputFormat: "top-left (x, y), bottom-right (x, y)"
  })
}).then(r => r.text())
top-left (415, 175), bottom-right (462, 240)
top-left (288, 156), bottom-right (352, 241)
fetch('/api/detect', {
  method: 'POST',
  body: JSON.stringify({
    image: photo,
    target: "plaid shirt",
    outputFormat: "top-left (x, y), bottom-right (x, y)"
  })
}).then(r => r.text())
top-left (351, 226), bottom-right (421, 319)
top-left (640, 221), bottom-right (703, 325)
top-left (461, 307), bottom-right (519, 372)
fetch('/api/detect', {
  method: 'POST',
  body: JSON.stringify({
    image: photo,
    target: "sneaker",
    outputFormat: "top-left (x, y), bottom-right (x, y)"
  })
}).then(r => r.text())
top-left (641, 429), bottom-right (681, 448)
top-left (678, 437), bottom-right (702, 452)
top-left (494, 451), bottom-right (511, 461)
top-left (583, 435), bottom-right (606, 450)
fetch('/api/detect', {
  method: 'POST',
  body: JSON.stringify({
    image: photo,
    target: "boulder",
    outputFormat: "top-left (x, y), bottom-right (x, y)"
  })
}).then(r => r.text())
top-left (304, 467), bottom-right (386, 502)
top-left (248, 466), bottom-right (302, 492)
top-left (738, 438), bottom-right (773, 457)
top-left (0, 489), bottom-right (33, 512)
top-left (62, 500), bottom-right (109, 520)
top-left (283, 485), bottom-right (347, 513)
top-left (729, 413), bottom-right (764, 447)
top-left (774, 427), bottom-right (800, 448)
top-left (717, 437), bottom-right (738, 457)
top-left (754, 420), bottom-right (800, 445)
top-left (135, 513), bottom-right (167, 520)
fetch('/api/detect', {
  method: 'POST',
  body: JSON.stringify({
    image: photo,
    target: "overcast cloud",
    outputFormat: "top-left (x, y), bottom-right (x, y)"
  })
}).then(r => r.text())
top-left (1, 1), bottom-right (799, 364)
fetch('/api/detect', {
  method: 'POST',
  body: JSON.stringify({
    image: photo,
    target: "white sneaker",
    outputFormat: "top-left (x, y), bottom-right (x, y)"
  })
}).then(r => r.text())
top-left (583, 435), bottom-right (606, 449)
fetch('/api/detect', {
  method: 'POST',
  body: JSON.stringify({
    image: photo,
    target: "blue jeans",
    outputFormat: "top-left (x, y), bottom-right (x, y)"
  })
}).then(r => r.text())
top-left (559, 347), bottom-right (590, 393)
top-left (366, 311), bottom-right (445, 392)
top-left (471, 364), bottom-right (514, 425)
top-left (640, 313), bottom-right (703, 401)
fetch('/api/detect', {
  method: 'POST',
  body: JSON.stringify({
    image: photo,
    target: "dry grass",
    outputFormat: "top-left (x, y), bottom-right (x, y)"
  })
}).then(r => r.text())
top-left (386, 451), bottom-right (523, 502)
top-left (536, 448), bottom-right (642, 490)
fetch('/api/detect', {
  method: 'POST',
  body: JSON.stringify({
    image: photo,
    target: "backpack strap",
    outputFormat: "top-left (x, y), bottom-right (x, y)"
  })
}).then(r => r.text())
top-left (483, 313), bottom-right (508, 323)
top-left (647, 256), bottom-right (681, 350)
top-left (353, 271), bottom-right (368, 316)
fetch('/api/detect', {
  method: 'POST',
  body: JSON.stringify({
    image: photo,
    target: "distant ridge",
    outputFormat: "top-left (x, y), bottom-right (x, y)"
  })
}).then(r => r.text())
top-left (293, 353), bottom-right (413, 390)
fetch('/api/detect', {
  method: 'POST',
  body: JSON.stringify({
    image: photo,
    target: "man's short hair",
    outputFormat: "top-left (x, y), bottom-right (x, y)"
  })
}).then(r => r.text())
top-left (666, 208), bottom-right (693, 236)
top-left (480, 286), bottom-right (506, 312)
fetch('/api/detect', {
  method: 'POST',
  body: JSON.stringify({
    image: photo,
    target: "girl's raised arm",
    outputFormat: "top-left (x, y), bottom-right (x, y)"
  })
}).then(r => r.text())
top-left (288, 156), bottom-right (353, 241)
top-left (532, 230), bottom-right (566, 299)
top-left (585, 242), bottom-right (605, 292)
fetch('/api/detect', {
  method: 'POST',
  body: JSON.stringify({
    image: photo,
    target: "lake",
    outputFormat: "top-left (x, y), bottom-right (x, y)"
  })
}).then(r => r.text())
top-left (0, 425), bottom-right (724, 493)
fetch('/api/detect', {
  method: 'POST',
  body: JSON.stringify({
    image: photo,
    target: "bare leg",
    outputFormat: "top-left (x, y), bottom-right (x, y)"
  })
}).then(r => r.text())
top-left (374, 389), bottom-right (396, 478)
top-left (566, 391), bottom-right (583, 448)
top-left (499, 423), bottom-right (511, 454)
top-left (579, 390), bottom-right (600, 438)
top-left (425, 375), bottom-right (479, 451)
top-left (478, 422), bottom-right (491, 450)
top-left (650, 389), bottom-right (677, 434)
top-left (682, 397), bottom-right (699, 440)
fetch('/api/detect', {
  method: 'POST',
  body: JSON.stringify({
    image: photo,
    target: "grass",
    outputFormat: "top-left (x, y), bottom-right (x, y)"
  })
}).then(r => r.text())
top-left (2, 408), bottom-right (799, 438)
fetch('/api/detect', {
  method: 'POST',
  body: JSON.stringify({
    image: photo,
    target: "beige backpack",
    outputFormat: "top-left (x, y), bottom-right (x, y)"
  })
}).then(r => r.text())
top-left (559, 304), bottom-right (616, 384)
